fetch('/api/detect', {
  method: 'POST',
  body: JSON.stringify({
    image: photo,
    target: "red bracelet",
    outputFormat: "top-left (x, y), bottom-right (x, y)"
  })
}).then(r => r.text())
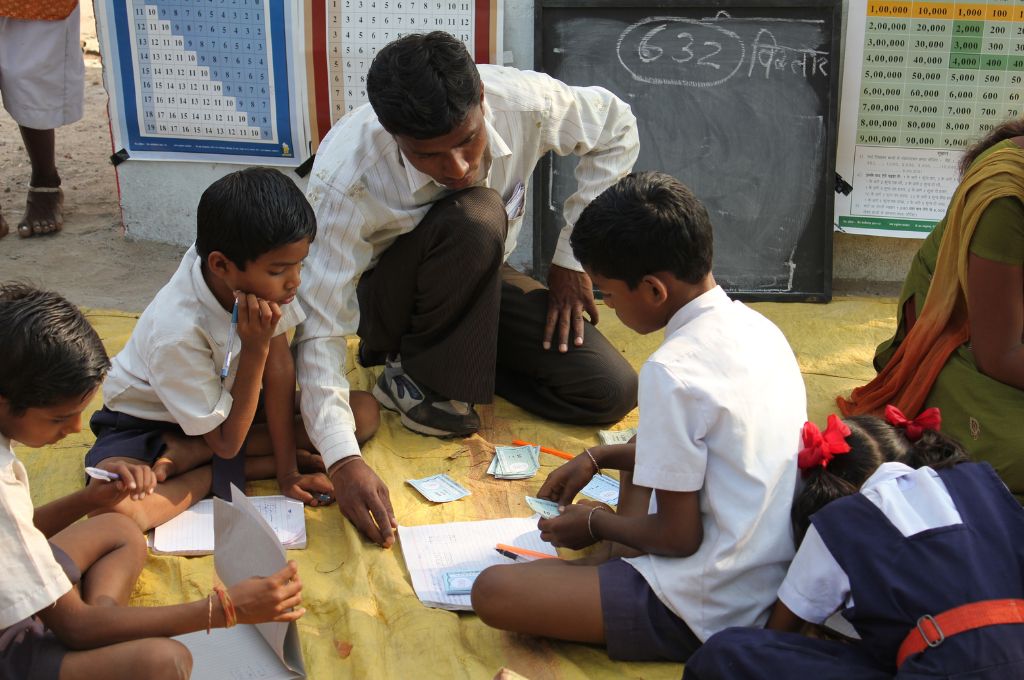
top-left (213, 585), bottom-right (237, 628)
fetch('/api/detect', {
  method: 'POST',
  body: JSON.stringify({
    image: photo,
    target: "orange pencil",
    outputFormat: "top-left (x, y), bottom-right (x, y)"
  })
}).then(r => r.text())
top-left (510, 439), bottom-right (574, 461)
top-left (495, 543), bottom-right (558, 560)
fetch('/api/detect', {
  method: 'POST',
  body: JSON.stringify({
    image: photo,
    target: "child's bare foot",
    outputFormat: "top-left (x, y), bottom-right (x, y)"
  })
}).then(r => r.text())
top-left (17, 186), bottom-right (63, 237)
top-left (154, 432), bottom-right (213, 481)
top-left (296, 448), bottom-right (326, 473)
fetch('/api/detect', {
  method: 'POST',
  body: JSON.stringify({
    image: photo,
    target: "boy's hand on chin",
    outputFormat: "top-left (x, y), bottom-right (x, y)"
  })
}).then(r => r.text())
top-left (235, 292), bottom-right (283, 350)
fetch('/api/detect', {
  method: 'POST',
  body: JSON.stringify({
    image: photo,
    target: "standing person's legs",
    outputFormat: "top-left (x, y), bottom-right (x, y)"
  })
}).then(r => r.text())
top-left (0, 7), bottom-right (84, 238)
top-left (496, 267), bottom-right (638, 424)
top-left (357, 186), bottom-right (507, 436)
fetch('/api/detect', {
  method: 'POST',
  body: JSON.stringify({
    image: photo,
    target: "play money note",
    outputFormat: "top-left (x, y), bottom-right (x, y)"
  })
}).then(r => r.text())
top-left (598, 428), bottom-right (637, 446)
top-left (443, 569), bottom-right (482, 595)
top-left (489, 445), bottom-right (540, 480)
top-left (407, 474), bottom-right (471, 503)
top-left (580, 474), bottom-right (620, 505)
top-left (525, 496), bottom-right (561, 519)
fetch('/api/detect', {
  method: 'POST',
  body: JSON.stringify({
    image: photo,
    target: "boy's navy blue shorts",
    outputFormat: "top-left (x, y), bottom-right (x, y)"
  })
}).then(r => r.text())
top-left (598, 557), bottom-right (702, 662)
top-left (85, 406), bottom-right (245, 499)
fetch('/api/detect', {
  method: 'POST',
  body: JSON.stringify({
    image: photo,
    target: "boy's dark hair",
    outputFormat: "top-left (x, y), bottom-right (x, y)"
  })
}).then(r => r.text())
top-left (792, 415), bottom-right (970, 542)
top-left (570, 171), bottom-right (714, 288)
top-left (0, 282), bottom-right (110, 415)
top-left (366, 31), bottom-right (482, 139)
top-left (195, 167), bottom-right (316, 270)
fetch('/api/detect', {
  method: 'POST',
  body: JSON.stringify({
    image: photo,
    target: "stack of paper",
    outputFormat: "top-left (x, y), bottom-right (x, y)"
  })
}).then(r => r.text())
top-left (487, 444), bottom-right (540, 480)
top-left (152, 495), bottom-right (306, 555)
top-left (399, 517), bottom-right (557, 611)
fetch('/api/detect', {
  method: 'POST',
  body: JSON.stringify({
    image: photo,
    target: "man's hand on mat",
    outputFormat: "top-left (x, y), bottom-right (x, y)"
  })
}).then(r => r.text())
top-left (279, 470), bottom-right (335, 507)
top-left (330, 456), bottom-right (398, 548)
top-left (538, 452), bottom-right (596, 506)
top-left (87, 461), bottom-right (157, 505)
top-left (229, 560), bottom-right (305, 623)
top-left (236, 292), bottom-right (283, 350)
top-left (544, 265), bottom-right (599, 353)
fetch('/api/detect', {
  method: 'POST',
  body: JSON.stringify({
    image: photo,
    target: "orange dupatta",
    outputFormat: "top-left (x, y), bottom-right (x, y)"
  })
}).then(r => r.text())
top-left (838, 146), bottom-right (1024, 417)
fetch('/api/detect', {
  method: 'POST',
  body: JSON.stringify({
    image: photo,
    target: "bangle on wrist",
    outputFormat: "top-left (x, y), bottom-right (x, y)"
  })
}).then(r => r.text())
top-left (213, 585), bottom-right (237, 628)
top-left (587, 506), bottom-right (607, 541)
top-left (206, 593), bottom-right (214, 635)
top-left (584, 448), bottom-right (601, 475)
top-left (327, 455), bottom-right (361, 477)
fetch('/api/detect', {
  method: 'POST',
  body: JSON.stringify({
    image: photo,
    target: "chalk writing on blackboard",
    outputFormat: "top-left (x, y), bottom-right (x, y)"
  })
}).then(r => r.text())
top-left (617, 14), bottom-right (829, 87)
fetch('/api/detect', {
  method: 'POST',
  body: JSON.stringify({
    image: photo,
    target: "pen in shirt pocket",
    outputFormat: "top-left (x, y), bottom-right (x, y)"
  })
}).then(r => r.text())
top-left (220, 299), bottom-right (239, 379)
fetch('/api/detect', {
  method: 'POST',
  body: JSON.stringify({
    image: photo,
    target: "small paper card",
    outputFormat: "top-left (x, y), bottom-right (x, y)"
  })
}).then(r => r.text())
top-left (407, 474), bottom-right (471, 503)
top-left (580, 474), bottom-right (621, 505)
top-left (442, 569), bottom-right (481, 595)
top-left (598, 428), bottom-right (637, 446)
top-left (524, 496), bottom-right (561, 519)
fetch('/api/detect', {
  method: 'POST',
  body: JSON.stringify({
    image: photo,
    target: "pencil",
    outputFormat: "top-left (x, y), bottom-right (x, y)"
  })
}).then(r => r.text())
top-left (220, 299), bottom-right (239, 379)
top-left (511, 439), bottom-right (574, 461)
top-left (494, 543), bottom-right (558, 560)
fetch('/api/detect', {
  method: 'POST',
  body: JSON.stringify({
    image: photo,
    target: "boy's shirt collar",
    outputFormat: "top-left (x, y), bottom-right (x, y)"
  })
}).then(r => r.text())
top-left (664, 285), bottom-right (729, 337)
top-left (0, 433), bottom-right (14, 468)
top-left (186, 246), bottom-right (234, 325)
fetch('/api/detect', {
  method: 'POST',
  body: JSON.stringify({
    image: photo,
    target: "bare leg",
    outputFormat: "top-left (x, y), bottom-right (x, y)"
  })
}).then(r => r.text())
top-left (59, 638), bottom-right (193, 680)
top-left (89, 460), bottom-right (213, 531)
top-left (472, 560), bottom-right (605, 644)
top-left (0, 213), bottom-right (7, 239)
top-left (50, 514), bottom-right (147, 607)
top-left (18, 126), bottom-right (63, 237)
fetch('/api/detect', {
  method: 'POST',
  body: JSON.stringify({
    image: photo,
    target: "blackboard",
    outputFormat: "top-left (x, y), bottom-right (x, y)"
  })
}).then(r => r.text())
top-left (535, 0), bottom-right (841, 301)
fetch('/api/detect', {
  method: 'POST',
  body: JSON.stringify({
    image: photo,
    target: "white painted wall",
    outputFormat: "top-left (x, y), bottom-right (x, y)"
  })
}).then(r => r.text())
top-left (113, 0), bottom-right (919, 288)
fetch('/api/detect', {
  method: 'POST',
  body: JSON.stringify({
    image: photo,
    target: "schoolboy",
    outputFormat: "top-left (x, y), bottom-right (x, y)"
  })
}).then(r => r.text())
top-left (472, 171), bottom-right (807, 662)
top-left (85, 167), bottom-right (380, 530)
top-left (0, 282), bottom-right (304, 680)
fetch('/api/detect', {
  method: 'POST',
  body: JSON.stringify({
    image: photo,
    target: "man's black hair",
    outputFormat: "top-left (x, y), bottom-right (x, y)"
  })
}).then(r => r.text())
top-left (195, 167), bottom-right (316, 270)
top-left (0, 282), bottom-right (110, 415)
top-left (570, 171), bottom-right (714, 288)
top-left (366, 31), bottom-right (483, 139)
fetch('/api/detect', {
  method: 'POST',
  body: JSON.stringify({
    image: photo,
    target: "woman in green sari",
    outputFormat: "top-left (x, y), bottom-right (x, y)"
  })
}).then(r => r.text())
top-left (839, 118), bottom-right (1024, 501)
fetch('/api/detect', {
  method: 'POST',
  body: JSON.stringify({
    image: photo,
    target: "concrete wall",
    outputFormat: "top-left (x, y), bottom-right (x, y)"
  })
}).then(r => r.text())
top-left (109, 0), bottom-right (920, 292)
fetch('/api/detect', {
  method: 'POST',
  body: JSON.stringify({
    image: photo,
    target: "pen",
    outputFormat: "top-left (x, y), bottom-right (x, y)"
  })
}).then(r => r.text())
top-left (494, 543), bottom-right (558, 561)
top-left (510, 439), bottom-right (574, 461)
top-left (220, 299), bottom-right (239, 379)
top-left (85, 466), bottom-right (121, 482)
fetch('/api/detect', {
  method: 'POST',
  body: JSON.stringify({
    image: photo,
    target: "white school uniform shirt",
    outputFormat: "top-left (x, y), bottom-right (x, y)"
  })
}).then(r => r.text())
top-left (102, 246), bottom-right (305, 436)
top-left (0, 435), bottom-right (72, 628)
top-left (778, 462), bottom-right (964, 624)
top-left (295, 63), bottom-right (639, 467)
top-left (623, 286), bottom-right (807, 642)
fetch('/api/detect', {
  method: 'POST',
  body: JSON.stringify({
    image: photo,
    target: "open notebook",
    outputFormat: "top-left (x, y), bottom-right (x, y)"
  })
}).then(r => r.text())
top-left (173, 485), bottom-right (306, 680)
top-left (152, 495), bottom-right (306, 555)
top-left (399, 517), bottom-right (557, 611)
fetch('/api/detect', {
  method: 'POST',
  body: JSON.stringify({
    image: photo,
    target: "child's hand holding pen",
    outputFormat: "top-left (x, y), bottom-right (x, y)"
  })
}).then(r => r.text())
top-left (235, 292), bottom-right (283, 353)
top-left (84, 462), bottom-right (157, 505)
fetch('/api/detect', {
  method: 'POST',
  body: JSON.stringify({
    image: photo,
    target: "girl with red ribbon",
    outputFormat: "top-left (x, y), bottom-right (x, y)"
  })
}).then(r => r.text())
top-left (686, 408), bottom-right (1024, 679)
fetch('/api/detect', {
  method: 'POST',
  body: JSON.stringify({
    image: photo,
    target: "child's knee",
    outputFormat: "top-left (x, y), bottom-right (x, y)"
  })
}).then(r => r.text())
top-left (92, 496), bottom-right (155, 533)
top-left (140, 639), bottom-right (193, 680)
top-left (470, 565), bottom-right (511, 624)
top-left (351, 390), bottom-right (381, 444)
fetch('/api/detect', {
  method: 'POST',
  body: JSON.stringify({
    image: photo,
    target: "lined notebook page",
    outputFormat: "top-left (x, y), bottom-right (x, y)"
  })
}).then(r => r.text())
top-left (152, 496), bottom-right (306, 555)
top-left (174, 626), bottom-right (300, 680)
top-left (398, 517), bottom-right (556, 611)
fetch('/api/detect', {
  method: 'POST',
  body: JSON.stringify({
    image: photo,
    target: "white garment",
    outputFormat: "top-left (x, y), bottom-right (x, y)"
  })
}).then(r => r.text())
top-left (103, 246), bottom-right (305, 436)
top-left (623, 286), bottom-right (807, 642)
top-left (0, 435), bottom-right (72, 628)
top-left (0, 7), bottom-right (84, 129)
top-left (296, 64), bottom-right (639, 466)
top-left (779, 462), bottom-right (962, 624)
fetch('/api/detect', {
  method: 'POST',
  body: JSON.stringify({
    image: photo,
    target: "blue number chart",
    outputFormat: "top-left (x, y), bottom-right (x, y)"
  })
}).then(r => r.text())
top-left (102, 0), bottom-right (299, 161)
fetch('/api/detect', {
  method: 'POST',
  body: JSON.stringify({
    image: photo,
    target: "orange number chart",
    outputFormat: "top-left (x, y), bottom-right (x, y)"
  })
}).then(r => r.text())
top-left (306, 0), bottom-right (502, 146)
top-left (834, 0), bottom-right (1023, 236)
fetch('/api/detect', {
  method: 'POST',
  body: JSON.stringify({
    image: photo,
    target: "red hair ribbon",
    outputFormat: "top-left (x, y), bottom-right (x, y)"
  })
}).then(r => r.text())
top-left (885, 405), bottom-right (941, 442)
top-left (798, 414), bottom-right (852, 473)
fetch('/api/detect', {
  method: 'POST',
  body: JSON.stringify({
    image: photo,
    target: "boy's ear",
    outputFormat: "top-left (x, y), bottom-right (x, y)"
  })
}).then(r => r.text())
top-left (641, 274), bottom-right (670, 304)
top-left (206, 251), bottom-right (235, 277)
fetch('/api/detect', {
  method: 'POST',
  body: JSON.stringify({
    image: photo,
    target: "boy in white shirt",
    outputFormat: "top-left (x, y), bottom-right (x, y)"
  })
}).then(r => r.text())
top-left (85, 168), bottom-right (379, 530)
top-left (472, 171), bottom-right (807, 662)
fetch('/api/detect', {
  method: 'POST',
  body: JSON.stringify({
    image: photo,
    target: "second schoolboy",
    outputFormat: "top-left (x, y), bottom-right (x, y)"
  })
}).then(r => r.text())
top-left (471, 171), bottom-right (807, 661)
top-left (85, 168), bottom-right (380, 530)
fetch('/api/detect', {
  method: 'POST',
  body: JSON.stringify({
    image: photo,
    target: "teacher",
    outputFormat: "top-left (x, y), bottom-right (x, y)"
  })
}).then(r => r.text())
top-left (295, 32), bottom-right (640, 545)
top-left (839, 117), bottom-right (1024, 501)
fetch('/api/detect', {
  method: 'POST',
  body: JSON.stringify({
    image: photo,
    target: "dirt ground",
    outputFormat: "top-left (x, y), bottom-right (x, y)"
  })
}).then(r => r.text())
top-left (0, 5), bottom-right (185, 312)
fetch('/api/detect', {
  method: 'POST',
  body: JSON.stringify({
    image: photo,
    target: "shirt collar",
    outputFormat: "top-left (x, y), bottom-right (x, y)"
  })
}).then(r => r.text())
top-left (0, 433), bottom-right (14, 468)
top-left (404, 102), bottom-right (513, 204)
top-left (664, 285), bottom-right (730, 337)
top-left (187, 245), bottom-right (234, 324)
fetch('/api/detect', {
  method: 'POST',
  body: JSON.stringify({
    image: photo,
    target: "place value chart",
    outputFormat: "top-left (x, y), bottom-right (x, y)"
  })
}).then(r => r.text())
top-left (835, 0), bottom-right (1023, 237)
top-left (97, 0), bottom-right (307, 163)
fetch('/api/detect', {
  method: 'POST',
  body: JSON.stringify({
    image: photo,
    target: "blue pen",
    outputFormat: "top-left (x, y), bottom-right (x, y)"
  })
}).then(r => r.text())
top-left (220, 299), bottom-right (239, 379)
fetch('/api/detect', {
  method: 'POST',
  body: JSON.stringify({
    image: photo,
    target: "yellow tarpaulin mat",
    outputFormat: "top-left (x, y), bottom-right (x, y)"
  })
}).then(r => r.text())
top-left (19, 297), bottom-right (896, 679)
